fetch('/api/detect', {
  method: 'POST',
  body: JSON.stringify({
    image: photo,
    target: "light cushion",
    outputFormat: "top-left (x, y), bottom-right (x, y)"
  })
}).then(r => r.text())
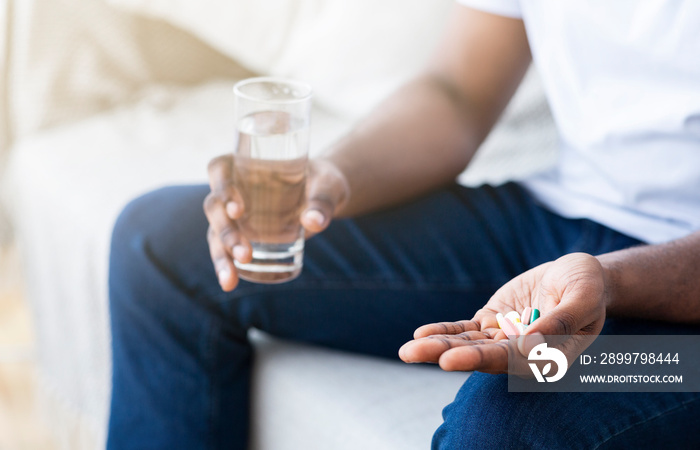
top-left (6, 0), bottom-right (250, 144)
top-left (105, 0), bottom-right (456, 118)
top-left (249, 330), bottom-right (469, 450)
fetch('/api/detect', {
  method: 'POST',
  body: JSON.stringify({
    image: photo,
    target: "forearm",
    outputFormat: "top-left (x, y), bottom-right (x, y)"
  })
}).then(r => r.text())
top-left (598, 230), bottom-right (700, 323)
top-left (321, 74), bottom-right (486, 217)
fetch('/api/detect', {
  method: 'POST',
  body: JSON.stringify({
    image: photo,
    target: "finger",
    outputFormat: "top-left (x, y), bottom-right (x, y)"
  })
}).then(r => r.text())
top-left (207, 155), bottom-right (244, 219)
top-left (438, 340), bottom-right (510, 373)
top-left (516, 332), bottom-right (547, 358)
top-left (207, 227), bottom-right (239, 292)
top-left (399, 332), bottom-right (495, 363)
top-left (413, 320), bottom-right (480, 339)
top-left (203, 193), bottom-right (252, 264)
top-left (475, 310), bottom-right (501, 331)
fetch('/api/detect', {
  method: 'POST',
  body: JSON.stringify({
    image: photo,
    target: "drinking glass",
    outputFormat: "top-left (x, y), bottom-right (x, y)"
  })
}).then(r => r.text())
top-left (232, 77), bottom-right (312, 283)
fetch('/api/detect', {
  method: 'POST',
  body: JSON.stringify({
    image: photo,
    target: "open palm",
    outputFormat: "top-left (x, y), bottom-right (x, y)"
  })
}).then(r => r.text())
top-left (399, 253), bottom-right (608, 374)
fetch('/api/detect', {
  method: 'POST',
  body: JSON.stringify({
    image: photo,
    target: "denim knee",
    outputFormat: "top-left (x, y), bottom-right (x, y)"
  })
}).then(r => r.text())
top-left (433, 372), bottom-right (579, 450)
top-left (112, 190), bottom-right (162, 257)
top-left (433, 372), bottom-right (700, 450)
top-left (433, 373), bottom-right (519, 450)
top-left (111, 185), bottom-right (209, 258)
top-left (111, 187), bottom-right (177, 286)
top-left (109, 185), bottom-right (213, 311)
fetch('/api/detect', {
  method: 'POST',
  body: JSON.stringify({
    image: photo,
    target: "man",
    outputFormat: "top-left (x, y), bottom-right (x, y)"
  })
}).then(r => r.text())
top-left (107, 1), bottom-right (700, 448)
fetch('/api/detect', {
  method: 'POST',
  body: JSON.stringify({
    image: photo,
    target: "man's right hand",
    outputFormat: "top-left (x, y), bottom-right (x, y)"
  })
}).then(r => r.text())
top-left (204, 155), bottom-right (350, 292)
top-left (205, 5), bottom-right (531, 292)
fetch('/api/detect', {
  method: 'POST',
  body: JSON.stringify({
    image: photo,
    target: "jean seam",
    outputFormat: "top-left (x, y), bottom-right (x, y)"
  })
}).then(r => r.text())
top-left (592, 395), bottom-right (700, 449)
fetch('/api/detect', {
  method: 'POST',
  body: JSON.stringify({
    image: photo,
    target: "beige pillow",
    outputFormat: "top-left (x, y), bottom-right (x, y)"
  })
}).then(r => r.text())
top-left (106, 0), bottom-right (303, 76)
top-left (106, 0), bottom-right (455, 118)
top-left (8, 0), bottom-right (250, 142)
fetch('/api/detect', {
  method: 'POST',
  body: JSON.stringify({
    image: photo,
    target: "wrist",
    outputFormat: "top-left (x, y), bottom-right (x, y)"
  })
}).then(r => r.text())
top-left (597, 255), bottom-right (623, 317)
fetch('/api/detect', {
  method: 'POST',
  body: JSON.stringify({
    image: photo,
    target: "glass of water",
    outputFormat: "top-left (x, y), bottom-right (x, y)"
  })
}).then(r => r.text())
top-left (232, 77), bottom-right (312, 284)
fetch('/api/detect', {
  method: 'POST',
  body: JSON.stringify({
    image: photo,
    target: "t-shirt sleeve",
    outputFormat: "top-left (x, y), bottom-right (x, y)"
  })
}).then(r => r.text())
top-left (456, 0), bottom-right (522, 19)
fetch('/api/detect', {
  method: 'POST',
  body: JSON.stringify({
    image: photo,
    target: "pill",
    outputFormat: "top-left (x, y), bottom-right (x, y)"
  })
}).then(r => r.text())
top-left (500, 317), bottom-right (520, 338)
top-left (521, 306), bottom-right (532, 325)
top-left (496, 313), bottom-right (506, 329)
top-left (516, 322), bottom-right (526, 334)
top-left (505, 311), bottom-right (520, 324)
top-left (531, 308), bottom-right (540, 323)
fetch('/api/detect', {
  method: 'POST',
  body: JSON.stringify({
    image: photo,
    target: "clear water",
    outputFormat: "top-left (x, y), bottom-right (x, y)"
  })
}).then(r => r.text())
top-left (233, 111), bottom-right (309, 283)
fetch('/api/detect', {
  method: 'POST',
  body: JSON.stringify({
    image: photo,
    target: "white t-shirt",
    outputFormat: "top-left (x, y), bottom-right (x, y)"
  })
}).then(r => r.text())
top-left (458, 0), bottom-right (700, 244)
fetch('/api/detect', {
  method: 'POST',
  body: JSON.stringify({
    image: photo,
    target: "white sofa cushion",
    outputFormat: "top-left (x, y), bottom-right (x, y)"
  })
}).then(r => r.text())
top-left (5, 0), bottom-right (250, 145)
top-left (250, 330), bottom-right (469, 450)
top-left (105, 0), bottom-right (456, 118)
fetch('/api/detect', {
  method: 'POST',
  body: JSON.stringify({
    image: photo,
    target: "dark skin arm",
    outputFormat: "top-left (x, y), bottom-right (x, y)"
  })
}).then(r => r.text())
top-left (600, 230), bottom-right (700, 324)
top-left (324, 6), bottom-right (532, 217)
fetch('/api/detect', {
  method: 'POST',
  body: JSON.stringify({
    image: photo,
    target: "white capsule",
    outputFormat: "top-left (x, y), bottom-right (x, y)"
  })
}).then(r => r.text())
top-left (505, 311), bottom-right (521, 325)
top-left (496, 313), bottom-right (506, 329)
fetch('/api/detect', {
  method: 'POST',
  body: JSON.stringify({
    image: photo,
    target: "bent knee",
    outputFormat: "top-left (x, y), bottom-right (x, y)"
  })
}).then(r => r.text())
top-left (109, 185), bottom-right (212, 299)
top-left (433, 373), bottom-right (514, 449)
top-left (111, 185), bottom-right (210, 257)
top-left (108, 185), bottom-right (220, 320)
top-left (433, 373), bottom-right (580, 449)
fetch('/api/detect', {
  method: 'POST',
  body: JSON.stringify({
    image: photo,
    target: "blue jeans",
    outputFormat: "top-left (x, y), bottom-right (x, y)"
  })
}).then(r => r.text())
top-left (107, 182), bottom-right (700, 449)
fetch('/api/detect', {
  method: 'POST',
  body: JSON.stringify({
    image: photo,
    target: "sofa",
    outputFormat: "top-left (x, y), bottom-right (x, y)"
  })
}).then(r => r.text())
top-left (0, 0), bottom-right (558, 448)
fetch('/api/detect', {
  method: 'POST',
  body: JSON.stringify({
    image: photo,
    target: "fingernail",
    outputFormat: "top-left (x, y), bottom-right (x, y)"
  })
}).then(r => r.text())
top-left (217, 267), bottom-right (231, 284)
top-left (233, 245), bottom-right (248, 261)
top-left (304, 210), bottom-right (325, 227)
top-left (398, 344), bottom-right (413, 363)
top-left (226, 202), bottom-right (240, 219)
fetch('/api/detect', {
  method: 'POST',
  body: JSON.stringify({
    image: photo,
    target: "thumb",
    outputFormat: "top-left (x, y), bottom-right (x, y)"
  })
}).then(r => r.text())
top-left (525, 304), bottom-right (586, 337)
top-left (523, 304), bottom-right (601, 364)
top-left (301, 200), bottom-right (333, 233)
top-left (301, 160), bottom-right (350, 234)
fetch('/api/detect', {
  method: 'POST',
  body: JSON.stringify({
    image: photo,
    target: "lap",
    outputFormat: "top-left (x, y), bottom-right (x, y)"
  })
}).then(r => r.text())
top-left (111, 181), bottom-right (698, 448)
top-left (111, 182), bottom-right (642, 359)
